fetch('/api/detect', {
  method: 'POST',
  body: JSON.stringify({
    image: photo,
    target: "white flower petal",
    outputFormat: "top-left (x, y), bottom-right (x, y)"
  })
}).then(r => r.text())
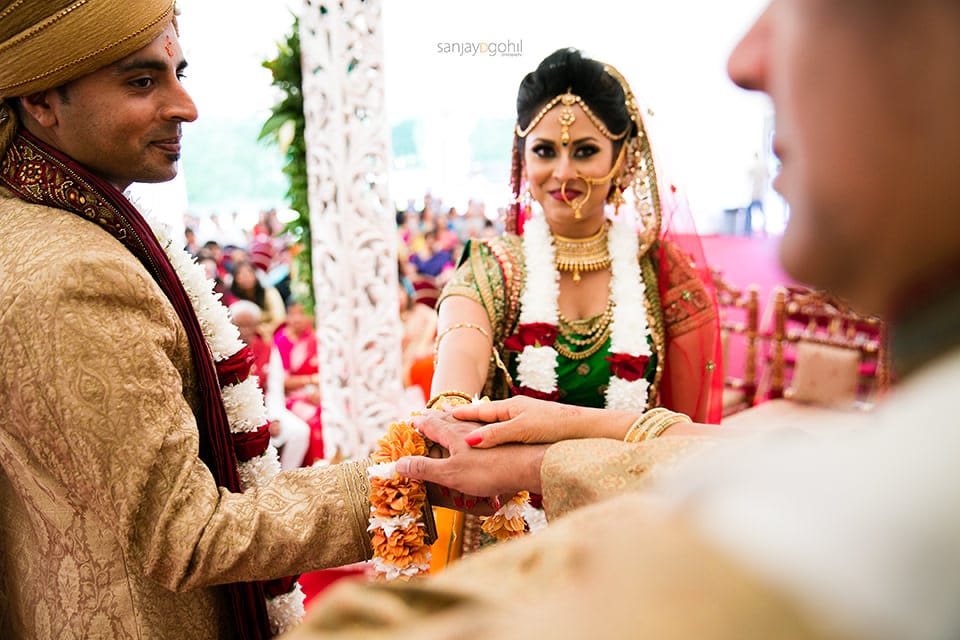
top-left (367, 514), bottom-right (419, 537)
top-left (367, 462), bottom-right (398, 480)
top-left (266, 584), bottom-right (306, 636)
top-left (605, 376), bottom-right (651, 412)
top-left (221, 378), bottom-right (269, 432)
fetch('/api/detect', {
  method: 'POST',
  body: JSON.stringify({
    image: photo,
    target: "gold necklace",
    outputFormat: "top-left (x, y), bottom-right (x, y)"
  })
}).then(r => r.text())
top-left (556, 298), bottom-right (615, 359)
top-left (555, 324), bottom-right (612, 360)
top-left (552, 222), bottom-right (611, 283)
top-left (557, 298), bottom-right (614, 346)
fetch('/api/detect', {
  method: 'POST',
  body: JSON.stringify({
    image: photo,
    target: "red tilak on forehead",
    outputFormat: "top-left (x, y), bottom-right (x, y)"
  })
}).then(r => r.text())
top-left (164, 35), bottom-right (175, 57)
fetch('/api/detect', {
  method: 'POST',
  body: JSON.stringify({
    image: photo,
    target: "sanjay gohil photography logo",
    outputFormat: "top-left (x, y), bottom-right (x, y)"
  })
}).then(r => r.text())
top-left (436, 39), bottom-right (523, 57)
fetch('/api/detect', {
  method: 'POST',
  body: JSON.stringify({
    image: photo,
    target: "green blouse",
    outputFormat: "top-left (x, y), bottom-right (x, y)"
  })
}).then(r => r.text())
top-left (439, 235), bottom-right (661, 408)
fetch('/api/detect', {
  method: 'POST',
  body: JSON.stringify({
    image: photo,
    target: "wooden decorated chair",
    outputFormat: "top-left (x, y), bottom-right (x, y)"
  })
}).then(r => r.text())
top-left (712, 269), bottom-right (761, 417)
top-left (762, 285), bottom-right (889, 409)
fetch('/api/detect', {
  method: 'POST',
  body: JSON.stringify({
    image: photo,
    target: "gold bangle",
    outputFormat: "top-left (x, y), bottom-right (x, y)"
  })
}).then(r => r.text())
top-left (623, 414), bottom-right (648, 443)
top-left (644, 413), bottom-right (691, 441)
top-left (433, 322), bottom-right (491, 366)
top-left (426, 390), bottom-right (475, 410)
top-left (624, 408), bottom-right (691, 443)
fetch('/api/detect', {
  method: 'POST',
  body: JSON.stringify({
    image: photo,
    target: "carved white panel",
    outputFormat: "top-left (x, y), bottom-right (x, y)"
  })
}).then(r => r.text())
top-left (299, 0), bottom-right (403, 460)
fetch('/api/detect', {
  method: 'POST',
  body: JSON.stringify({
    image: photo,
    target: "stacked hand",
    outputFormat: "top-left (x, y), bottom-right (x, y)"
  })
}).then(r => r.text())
top-left (397, 409), bottom-right (547, 505)
top-left (449, 395), bottom-right (604, 447)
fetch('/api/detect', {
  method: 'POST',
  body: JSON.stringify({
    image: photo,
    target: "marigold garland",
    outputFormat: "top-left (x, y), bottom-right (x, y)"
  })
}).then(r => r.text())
top-left (481, 491), bottom-right (530, 540)
top-left (367, 421), bottom-right (432, 580)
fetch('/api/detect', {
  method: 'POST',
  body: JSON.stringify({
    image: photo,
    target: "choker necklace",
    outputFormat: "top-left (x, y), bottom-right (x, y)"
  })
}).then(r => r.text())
top-left (553, 222), bottom-right (611, 283)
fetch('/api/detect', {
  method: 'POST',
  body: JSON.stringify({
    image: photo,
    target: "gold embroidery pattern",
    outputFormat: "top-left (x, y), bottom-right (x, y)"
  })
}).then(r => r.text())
top-left (541, 437), bottom-right (709, 520)
top-left (658, 241), bottom-right (717, 338)
top-left (0, 135), bottom-right (166, 282)
top-left (2, 136), bottom-right (128, 239)
top-left (0, 194), bottom-right (372, 637)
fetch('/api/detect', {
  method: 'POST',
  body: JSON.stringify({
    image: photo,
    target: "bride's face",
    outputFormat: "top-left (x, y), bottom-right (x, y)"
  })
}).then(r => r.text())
top-left (523, 103), bottom-right (617, 230)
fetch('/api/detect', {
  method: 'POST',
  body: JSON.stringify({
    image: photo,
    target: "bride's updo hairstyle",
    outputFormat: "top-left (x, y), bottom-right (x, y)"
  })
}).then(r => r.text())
top-left (515, 48), bottom-right (633, 155)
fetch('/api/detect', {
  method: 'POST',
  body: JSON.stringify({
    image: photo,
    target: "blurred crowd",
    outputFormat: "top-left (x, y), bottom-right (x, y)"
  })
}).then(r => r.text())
top-left (395, 194), bottom-right (504, 408)
top-left (188, 195), bottom-right (502, 464)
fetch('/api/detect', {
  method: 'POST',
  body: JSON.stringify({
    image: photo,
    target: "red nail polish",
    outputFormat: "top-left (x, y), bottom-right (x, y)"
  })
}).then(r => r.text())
top-left (465, 498), bottom-right (476, 509)
top-left (440, 486), bottom-right (450, 497)
top-left (453, 495), bottom-right (464, 508)
top-left (465, 434), bottom-right (483, 446)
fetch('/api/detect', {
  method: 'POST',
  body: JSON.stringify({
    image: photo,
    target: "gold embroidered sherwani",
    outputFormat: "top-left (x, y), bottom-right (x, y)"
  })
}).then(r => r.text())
top-left (0, 189), bottom-right (373, 639)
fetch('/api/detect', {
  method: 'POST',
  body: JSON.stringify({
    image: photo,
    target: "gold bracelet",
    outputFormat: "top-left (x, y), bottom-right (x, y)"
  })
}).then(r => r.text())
top-left (623, 408), bottom-right (672, 443)
top-left (643, 413), bottom-right (692, 441)
top-left (426, 390), bottom-right (475, 410)
top-left (624, 408), bottom-right (692, 443)
top-left (623, 414), bottom-right (649, 443)
top-left (433, 322), bottom-right (491, 366)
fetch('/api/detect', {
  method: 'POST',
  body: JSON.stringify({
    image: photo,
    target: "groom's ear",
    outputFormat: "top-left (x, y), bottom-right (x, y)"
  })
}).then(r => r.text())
top-left (17, 89), bottom-right (65, 129)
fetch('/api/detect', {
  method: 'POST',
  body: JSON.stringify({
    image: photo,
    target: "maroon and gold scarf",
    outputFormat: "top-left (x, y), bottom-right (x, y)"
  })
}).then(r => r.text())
top-left (1, 130), bottom-right (278, 638)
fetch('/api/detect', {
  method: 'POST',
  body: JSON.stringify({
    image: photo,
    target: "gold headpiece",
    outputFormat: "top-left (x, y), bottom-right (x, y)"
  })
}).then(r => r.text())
top-left (515, 91), bottom-right (629, 144)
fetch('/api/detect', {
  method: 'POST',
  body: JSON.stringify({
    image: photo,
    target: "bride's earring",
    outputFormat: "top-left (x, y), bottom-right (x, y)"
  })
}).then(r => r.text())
top-left (609, 176), bottom-right (626, 216)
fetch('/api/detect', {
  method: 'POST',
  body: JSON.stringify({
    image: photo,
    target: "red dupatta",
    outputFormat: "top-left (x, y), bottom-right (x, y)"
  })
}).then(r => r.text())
top-left (1, 130), bottom-right (274, 638)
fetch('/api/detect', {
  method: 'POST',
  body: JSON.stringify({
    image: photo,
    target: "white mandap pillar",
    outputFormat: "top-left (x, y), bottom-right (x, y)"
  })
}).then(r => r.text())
top-left (298, 0), bottom-right (403, 460)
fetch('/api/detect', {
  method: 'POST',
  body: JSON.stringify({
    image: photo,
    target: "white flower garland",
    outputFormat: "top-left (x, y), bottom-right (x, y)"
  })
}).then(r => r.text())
top-left (140, 206), bottom-right (305, 635)
top-left (518, 215), bottom-right (652, 410)
top-left (604, 217), bottom-right (653, 411)
top-left (515, 213), bottom-right (560, 394)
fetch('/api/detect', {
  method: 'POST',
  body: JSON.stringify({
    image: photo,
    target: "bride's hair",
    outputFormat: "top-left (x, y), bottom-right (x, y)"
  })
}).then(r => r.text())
top-left (515, 48), bottom-right (633, 154)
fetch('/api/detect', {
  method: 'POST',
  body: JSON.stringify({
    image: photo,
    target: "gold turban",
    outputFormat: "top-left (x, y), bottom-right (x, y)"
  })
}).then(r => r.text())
top-left (0, 0), bottom-right (176, 154)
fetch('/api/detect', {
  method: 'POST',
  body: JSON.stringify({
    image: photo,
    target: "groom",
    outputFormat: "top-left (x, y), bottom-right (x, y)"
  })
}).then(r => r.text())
top-left (0, 2), bottom-right (479, 638)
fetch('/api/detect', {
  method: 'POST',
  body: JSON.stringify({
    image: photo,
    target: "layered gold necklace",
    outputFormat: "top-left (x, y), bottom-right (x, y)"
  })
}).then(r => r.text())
top-left (556, 298), bottom-right (614, 360)
top-left (552, 222), bottom-right (611, 283)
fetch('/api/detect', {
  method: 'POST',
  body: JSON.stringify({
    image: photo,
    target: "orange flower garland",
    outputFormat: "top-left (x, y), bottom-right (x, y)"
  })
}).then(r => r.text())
top-left (481, 491), bottom-right (530, 540)
top-left (367, 420), bottom-right (432, 580)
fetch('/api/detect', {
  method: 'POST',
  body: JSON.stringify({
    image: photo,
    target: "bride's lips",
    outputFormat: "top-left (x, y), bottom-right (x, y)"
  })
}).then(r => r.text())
top-left (549, 189), bottom-right (582, 202)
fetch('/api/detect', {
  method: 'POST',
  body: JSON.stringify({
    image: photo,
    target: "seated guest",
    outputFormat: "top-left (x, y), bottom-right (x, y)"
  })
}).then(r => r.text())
top-left (230, 301), bottom-right (310, 470)
top-left (230, 259), bottom-right (286, 338)
top-left (399, 275), bottom-right (438, 406)
top-left (198, 255), bottom-right (235, 306)
top-left (410, 229), bottom-right (454, 279)
top-left (274, 300), bottom-right (324, 464)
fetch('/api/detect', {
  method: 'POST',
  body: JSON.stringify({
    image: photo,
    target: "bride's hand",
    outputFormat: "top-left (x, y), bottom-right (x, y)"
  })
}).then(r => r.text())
top-left (396, 411), bottom-right (546, 497)
top-left (449, 396), bottom-right (621, 448)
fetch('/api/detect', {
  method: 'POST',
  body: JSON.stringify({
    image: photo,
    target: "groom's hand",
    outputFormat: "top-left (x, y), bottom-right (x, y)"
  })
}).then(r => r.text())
top-left (397, 411), bottom-right (546, 499)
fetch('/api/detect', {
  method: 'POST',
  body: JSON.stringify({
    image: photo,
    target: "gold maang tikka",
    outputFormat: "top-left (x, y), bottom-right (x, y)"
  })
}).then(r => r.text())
top-left (558, 92), bottom-right (577, 147)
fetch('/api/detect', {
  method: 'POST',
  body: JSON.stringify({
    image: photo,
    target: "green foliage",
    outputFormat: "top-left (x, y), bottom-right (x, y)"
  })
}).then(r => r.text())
top-left (261, 16), bottom-right (314, 313)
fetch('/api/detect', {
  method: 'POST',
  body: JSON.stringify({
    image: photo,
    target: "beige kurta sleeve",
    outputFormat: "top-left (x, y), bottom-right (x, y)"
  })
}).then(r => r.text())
top-left (540, 436), bottom-right (712, 519)
top-left (282, 492), bottom-right (848, 640)
top-left (1, 234), bottom-right (371, 592)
